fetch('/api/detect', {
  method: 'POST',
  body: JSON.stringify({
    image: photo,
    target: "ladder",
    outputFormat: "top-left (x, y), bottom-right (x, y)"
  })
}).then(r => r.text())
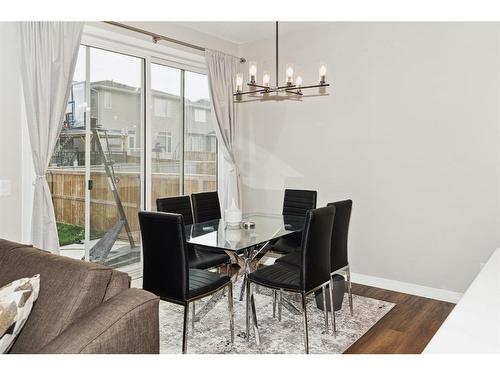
top-left (87, 127), bottom-right (136, 264)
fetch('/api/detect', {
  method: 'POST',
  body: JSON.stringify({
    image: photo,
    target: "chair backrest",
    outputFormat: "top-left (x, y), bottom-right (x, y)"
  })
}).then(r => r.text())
top-left (327, 200), bottom-right (352, 271)
top-left (138, 211), bottom-right (189, 303)
top-left (156, 195), bottom-right (194, 225)
top-left (191, 191), bottom-right (221, 223)
top-left (299, 206), bottom-right (335, 292)
top-left (282, 189), bottom-right (317, 218)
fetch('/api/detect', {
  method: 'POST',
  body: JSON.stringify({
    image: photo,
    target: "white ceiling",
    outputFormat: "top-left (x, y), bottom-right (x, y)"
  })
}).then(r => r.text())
top-left (174, 22), bottom-right (310, 45)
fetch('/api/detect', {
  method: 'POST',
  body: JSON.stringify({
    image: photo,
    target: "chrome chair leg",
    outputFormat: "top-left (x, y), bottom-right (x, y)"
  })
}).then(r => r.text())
top-left (191, 301), bottom-right (195, 334)
top-left (322, 285), bottom-right (328, 333)
top-left (250, 288), bottom-right (260, 345)
top-left (278, 289), bottom-right (283, 322)
top-left (301, 292), bottom-right (309, 354)
top-left (329, 275), bottom-right (337, 337)
top-left (347, 266), bottom-right (353, 316)
top-left (272, 290), bottom-right (277, 318)
top-left (228, 283), bottom-right (234, 344)
top-left (246, 278), bottom-right (251, 342)
top-left (182, 303), bottom-right (189, 354)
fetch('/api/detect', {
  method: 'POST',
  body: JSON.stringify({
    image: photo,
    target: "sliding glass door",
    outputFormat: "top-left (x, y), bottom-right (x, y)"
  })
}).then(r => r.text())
top-left (150, 64), bottom-right (217, 206)
top-left (48, 40), bottom-right (217, 278)
top-left (184, 71), bottom-right (217, 195)
top-left (49, 45), bottom-right (144, 275)
top-left (150, 63), bottom-right (183, 207)
top-left (87, 48), bottom-right (144, 273)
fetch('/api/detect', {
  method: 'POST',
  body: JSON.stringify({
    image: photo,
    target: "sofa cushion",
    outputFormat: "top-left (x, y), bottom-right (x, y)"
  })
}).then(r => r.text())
top-left (103, 271), bottom-right (131, 301)
top-left (0, 245), bottom-right (113, 353)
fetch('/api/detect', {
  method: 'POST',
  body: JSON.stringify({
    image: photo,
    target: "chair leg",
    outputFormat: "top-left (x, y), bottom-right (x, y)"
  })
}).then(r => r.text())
top-left (228, 283), bottom-right (234, 344)
top-left (272, 290), bottom-right (277, 318)
top-left (347, 266), bottom-right (353, 316)
top-left (329, 275), bottom-right (337, 337)
top-left (246, 278), bottom-right (251, 342)
top-left (250, 289), bottom-right (260, 345)
top-left (301, 293), bottom-right (309, 354)
top-left (191, 301), bottom-right (195, 334)
top-left (322, 285), bottom-right (329, 333)
top-left (278, 289), bottom-right (283, 322)
top-left (182, 303), bottom-right (189, 354)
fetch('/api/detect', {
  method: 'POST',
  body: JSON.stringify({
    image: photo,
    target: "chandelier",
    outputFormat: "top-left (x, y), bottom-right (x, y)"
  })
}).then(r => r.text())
top-left (234, 21), bottom-right (329, 101)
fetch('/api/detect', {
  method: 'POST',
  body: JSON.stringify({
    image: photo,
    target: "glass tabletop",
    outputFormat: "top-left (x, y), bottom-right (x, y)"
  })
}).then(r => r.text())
top-left (185, 213), bottom-right (306, 252)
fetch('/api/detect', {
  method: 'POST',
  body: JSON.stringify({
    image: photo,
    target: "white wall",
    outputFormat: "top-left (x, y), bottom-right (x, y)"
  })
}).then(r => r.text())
top-left (237, 22), bottom-right (500, 295)
top-left (0, 22), bottom-right (24, 242)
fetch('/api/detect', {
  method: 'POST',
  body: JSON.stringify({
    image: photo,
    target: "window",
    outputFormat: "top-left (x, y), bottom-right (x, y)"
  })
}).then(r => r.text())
top-left (194, 108), bottom-right (207, 123)
top-left (155, 131), bottom-right (172, 153)
top-left (184, 71), bottom-right (217, 195)
top-left (103, 91), bottom-right (112, 109)
top-left (49, 45), bottom-right (144, 275)
top-left (154, 97), bottom-right (167, 117)
top-left (151, 64), bottom-right (217, 202)
top-left (49, 38), bottom-right (218, 280)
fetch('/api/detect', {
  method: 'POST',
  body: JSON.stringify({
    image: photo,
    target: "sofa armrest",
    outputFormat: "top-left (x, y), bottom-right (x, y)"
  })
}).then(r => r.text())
top-left (38, 288), bottom-right (159, 354)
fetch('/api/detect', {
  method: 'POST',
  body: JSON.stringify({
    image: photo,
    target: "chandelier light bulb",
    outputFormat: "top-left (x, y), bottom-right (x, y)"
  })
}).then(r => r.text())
top-left (263, 72), bottom-right (270, 87)
top-left (249, 62), bottom-right (257, 83)
top-left (236, 73), bottom-right (243, 92)
top-left (296, 75), bottom-right (303, 87)
top-left (286, 64), bottom-right (294, 85)
top-left (319, 64), bottom-right (327, 84)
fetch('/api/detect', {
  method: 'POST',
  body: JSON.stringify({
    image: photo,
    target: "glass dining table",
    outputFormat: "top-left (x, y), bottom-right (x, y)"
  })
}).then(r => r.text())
top-left (185, 213), bottom-right (305, 301)
top-left (185, 213), bottom-right (306, 343)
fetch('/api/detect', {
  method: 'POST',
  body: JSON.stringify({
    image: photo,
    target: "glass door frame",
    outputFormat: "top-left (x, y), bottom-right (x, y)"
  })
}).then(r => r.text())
top-left (80, 43), bottom-right (146, 262)
top-left (149, 57), bottom-right (209, 198)
top-left (79, 25), bottom-right (210, 262)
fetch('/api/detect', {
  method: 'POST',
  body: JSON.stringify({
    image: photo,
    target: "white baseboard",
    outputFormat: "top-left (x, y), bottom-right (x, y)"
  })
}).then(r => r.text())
top-left (350, 272), bottom-right (463, 303)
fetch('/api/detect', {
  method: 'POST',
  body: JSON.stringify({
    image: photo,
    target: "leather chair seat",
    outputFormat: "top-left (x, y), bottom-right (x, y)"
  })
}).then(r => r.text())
top-left (247, 262), bottom-right (301, 291)
top-left (275, 251), bottom-right (301, 267)
top-left (188, 245), bottom-right (230, 270)
top-left (270, 233), bottom-right (301, 254)
top-left (188, 268), bottom-right (230, 299)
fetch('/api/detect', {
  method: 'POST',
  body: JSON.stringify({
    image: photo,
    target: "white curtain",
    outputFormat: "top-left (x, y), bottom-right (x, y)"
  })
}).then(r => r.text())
top-left (18, 22), bottom-right (83, 253)
top-left (205, 49), bottom-right (241, 214)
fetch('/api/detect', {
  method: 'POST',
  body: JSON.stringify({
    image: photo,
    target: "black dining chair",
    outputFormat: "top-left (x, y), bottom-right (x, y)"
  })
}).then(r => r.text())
top-left (276, 199), bottom-right (354, 317)
top-left (327, 200), bottom-right (353, 316)
top-left (156, 196), bottom-right (230, 271)
top-left (271, 189), bottom-right (317, 254)
top-left (191, 191), bottom-right (222, 223)
top-left (246, 206), bottom-right (336, 354)
top-left (138, 211), bottom-right (234, 354)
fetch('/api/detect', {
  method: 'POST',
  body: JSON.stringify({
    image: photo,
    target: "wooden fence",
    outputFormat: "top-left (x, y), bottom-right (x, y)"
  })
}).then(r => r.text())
top-left (47, 168), bottom-right (216, 241)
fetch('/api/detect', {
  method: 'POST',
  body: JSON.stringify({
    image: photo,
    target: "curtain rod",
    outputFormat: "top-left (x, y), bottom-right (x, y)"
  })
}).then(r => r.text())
top-left (103, 21), bottom-right (246, 63)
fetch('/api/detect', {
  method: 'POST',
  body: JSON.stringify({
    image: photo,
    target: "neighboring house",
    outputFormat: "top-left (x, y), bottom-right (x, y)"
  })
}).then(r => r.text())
top-left (53, 79), bottom-right (217, 175)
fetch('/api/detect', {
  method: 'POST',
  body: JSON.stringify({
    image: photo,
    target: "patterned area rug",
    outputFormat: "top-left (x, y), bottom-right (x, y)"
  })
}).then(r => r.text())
top-left (159, 280), bottom-right (394, 354)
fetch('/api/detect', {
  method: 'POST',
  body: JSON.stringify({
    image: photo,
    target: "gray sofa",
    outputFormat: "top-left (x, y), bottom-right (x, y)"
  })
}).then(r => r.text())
top-left (0, 239), bottom-right (159, 354)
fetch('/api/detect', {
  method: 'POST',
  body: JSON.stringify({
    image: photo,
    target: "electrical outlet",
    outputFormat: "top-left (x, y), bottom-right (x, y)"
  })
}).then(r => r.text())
top-left (0, 180), bottom-right (12, 196)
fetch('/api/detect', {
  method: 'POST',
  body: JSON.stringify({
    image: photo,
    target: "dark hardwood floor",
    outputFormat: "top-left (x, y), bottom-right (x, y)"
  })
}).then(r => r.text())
top-left (344, 283), bottom-right (455, 354)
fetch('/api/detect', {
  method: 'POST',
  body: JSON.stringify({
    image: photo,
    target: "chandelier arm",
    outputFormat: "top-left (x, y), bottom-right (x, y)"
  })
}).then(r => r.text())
top-left (277, 84), bottom-right (297, 90)
top-left (285, 90), bottom-right (303, 96)
top-left (248, 83), bottom-right (272, 90)
top-left (233, 89), bottom-right (269, 96)
top-left (293, 83), bottom-right (331, 90)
